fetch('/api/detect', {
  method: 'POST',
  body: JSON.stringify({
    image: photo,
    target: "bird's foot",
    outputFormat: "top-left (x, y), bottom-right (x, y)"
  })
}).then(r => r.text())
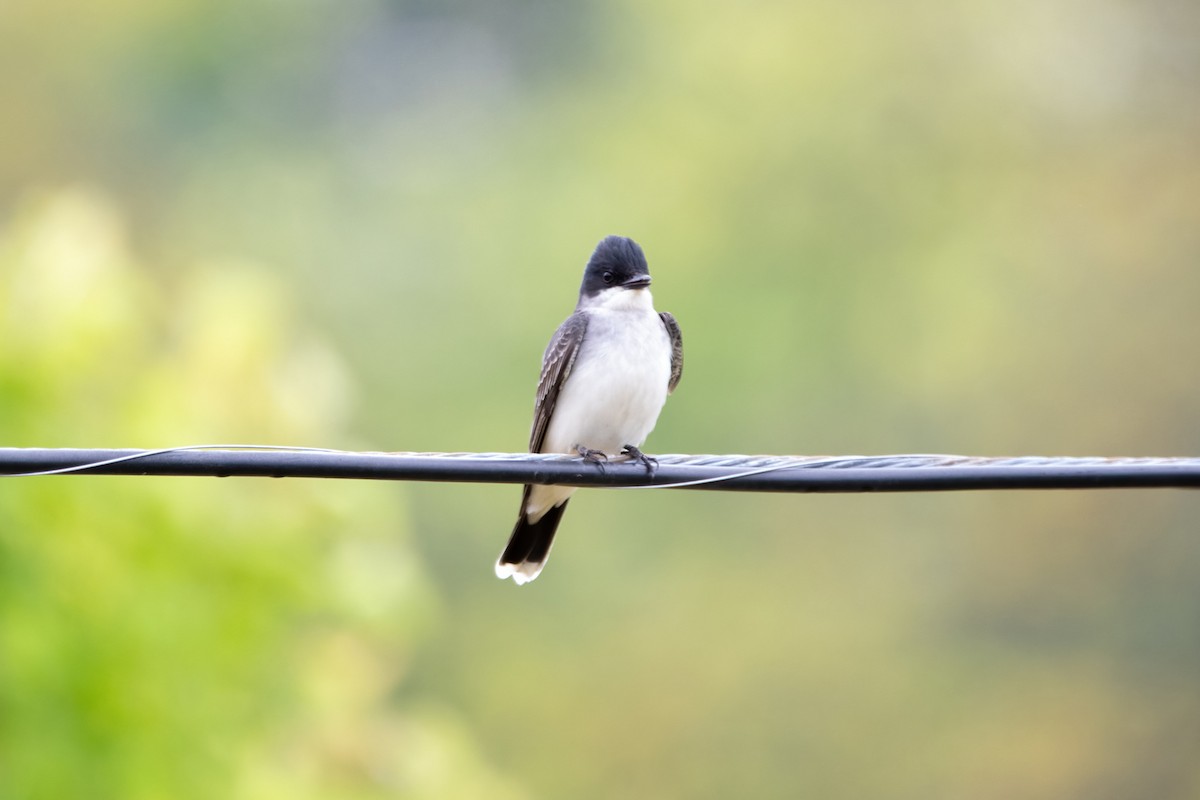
top-left (576, 445), bottom-right (609, 471)
top-left (621, 444), bottom-right (659, 478)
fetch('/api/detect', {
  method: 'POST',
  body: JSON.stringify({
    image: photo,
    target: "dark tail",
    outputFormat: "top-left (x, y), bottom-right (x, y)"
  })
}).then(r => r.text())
top-left (495, 491), bottom-right (569, 585)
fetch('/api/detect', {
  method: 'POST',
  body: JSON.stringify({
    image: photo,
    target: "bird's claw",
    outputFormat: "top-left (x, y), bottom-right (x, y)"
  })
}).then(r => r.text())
top-left (621, 445), bottom-right (659, 478)
top-left (576, 445), bottom-right (609, 471)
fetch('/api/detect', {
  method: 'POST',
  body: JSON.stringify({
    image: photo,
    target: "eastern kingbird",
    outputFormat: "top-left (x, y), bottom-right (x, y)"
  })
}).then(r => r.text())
top-left (495, 235), bottom-right (683, 585)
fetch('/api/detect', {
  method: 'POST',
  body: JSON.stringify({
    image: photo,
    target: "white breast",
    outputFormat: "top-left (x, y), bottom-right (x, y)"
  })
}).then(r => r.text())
top-left (524, 287), bottom-right (672, 522)
top-left (541, 288), bottom-right (672, 456)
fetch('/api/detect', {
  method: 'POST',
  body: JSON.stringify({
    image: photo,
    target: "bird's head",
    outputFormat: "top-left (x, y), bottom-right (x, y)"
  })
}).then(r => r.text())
top-left (579, 235), bottom-right (652, 301)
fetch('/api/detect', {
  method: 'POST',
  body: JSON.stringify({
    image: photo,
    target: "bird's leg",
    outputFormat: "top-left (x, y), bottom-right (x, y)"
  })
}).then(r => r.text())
top-left (621, 444), bottom-right (659, 478)
top-left (576, 444), bottom-right (609, 471)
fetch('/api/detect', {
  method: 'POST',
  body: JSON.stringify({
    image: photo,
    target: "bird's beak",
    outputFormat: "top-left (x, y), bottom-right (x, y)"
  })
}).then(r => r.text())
top-left (622, 274), bottom-right (652, 289)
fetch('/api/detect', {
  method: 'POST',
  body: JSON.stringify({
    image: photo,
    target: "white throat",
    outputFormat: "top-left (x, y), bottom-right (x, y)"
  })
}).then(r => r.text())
top-left (579, 286), bottom-right (656, 313)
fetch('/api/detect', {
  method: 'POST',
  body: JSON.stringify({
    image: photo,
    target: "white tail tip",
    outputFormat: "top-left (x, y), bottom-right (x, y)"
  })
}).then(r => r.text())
top-left (494, 559), bottom-right (545, 585)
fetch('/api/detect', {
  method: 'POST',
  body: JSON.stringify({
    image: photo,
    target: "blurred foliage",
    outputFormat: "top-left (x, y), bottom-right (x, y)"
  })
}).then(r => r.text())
top-left (2, 0), bottom-right (1200, 797)
top-left (0, 192), bottom-right (517, 799)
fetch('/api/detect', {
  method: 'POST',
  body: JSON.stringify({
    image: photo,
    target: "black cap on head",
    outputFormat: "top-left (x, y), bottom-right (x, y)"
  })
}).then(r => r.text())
top-left (580, 235), bottom-right (651, 297)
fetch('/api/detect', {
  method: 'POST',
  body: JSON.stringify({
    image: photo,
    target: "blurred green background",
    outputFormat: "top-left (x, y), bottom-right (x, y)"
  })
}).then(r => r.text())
top-left (2, 0), bottom-right (1199, 797)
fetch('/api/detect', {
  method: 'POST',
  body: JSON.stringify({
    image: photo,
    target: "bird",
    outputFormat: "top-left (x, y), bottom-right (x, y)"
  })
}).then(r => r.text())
top-left (495, 235), bottom-right (683, 585)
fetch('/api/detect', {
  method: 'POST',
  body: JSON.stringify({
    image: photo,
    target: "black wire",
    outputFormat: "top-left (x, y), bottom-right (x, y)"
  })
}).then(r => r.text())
top-left (2, 447), bottom-right (1199, 492)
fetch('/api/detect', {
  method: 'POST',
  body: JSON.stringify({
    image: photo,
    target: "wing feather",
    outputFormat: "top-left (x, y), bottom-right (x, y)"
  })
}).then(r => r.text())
top-left (529, 313), bottom-right (588, 453)
top-left (659, 311), bottom-right (683, 394)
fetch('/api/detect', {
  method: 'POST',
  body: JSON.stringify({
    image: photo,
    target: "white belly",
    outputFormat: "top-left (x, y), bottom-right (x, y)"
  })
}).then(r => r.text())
top-left (526, 295), bottom-right (672, 521)
top-left (541, 307), bottom-right (671, 455)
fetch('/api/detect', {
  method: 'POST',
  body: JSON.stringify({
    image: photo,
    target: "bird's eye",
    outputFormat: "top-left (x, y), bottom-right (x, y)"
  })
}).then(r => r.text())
top-left (602, 271), bottom-right (615, 284)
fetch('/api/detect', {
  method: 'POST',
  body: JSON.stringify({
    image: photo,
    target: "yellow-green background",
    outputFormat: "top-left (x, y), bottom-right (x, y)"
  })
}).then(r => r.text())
top-left (2, 1), bottom-right (1198, 797)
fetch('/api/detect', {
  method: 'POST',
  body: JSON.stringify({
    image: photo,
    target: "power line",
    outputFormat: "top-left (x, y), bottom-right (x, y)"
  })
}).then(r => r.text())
top-left (2, 447), bottom-right (1199, 492)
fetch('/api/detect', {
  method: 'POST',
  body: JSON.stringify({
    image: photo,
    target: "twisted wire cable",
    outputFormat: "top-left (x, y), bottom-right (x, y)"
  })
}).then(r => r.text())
top-left (2, 446), bottom-right (1198, 491)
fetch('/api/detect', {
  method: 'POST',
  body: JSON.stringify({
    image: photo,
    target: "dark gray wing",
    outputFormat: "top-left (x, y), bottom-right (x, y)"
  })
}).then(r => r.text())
top-left (659, 311), bottom-right (683, 394)
top-left (529, 312), bottom-right (588, 453)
